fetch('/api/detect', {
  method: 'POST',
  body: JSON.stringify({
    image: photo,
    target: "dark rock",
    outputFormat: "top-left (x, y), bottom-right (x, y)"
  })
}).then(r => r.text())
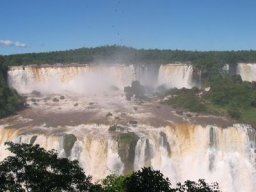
top-left (115, 132), bottom-right (139, 174)
top-left (160, 132), bottom-right (171, 155)
top-left (30, 136), bottom-right (37, 144)
top-left (129, 120), bottom-right (138, 125)
top-left (63, 134), bottom-right (77, 157)
top-left (106, 112), bottom-right (113, 117)
top-left (31, 90), bottom-right (41, 97)
top-left (31, 98), bottom-right (36, 102)
top-left (52, 98), bottom-right (59, 102)
top-left (60, 96), bottom-right (65, 100)
top-left (109, 124), bottom-right (126, 132)
top-left (74, 103), bottom-right (79, 107)
top-left (115, 116), bottom-right (121, 121)
top-left (109, 85), bottom-right (119, 91)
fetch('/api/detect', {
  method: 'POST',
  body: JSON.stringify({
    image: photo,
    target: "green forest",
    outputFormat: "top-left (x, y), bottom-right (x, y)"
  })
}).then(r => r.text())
top-left (0, 56), bottom-right (24, 118)
top-left (3, 45), bottom-right (256, 68)
top-left (164, 75), bottom-right (256, 127)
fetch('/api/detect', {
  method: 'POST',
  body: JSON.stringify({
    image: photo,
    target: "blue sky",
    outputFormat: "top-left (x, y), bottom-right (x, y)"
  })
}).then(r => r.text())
top-left (0, 0), bottom-right (256, 55)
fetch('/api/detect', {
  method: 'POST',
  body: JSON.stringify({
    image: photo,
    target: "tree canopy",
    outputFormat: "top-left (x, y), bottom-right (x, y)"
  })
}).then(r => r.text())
top-left (3, 45), bottom-right (256, 67)
top-left (0, 142), bottom-right (94, 192)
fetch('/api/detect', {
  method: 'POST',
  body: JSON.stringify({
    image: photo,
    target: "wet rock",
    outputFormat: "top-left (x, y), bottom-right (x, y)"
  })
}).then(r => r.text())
top-left (109, 124), bottom-right (126, 132)
top-left (52, 98), bottom-right (59, 102)
top-left (129, 120), bottom-right (138, 125)
top-left (31, 98), bottom-right (36, 102)
top-left (115, 116), bottom-right (121, 121)
top-left (63, 134), bottom-right (77, 157)
top-left (106, 112), bottom-right (113, 117)
top-left (186, 113), bottom-right (192, 117)
top-left (31, 90), bottom-right (41, 97)
top-left (176, 110), bottom-right (183, 115)
top-left (30, 136), bottom-right (37, 144)
top-left (124, 81), bottom-right (145, 101)
top-left (160, 132), bottom-right (171, 155)
top-left (124, 86), bottom-right (133, 101)
top-left (114, 132), bottom-right (139, 174)
top-left (44, 97), bottom-right (50, 102)
top-left (109, 85), bottom-right (119, 91)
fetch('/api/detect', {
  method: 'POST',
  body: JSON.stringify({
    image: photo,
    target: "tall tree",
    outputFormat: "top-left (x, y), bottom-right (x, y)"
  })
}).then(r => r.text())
top-left (0, 142), bottom-right (94, 192)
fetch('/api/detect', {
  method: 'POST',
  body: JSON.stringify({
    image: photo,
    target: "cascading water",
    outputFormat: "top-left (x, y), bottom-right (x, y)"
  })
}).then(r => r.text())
top-left (8, 65), bottom-right (136, 95)
top-left (158, 64), bottom-right (193, 88)
top-left (8, 64), bottom-right (196, 94)
top-left (237, 63), bottom-right (256, 82)
top-left (1, 64), bottom-right (256, 192)
top-left (0, 124), bottom-right (255, 191)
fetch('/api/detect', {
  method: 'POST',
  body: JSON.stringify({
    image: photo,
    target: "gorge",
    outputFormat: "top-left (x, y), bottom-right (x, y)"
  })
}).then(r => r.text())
top-left (0, 63), bottom-right (256, 192)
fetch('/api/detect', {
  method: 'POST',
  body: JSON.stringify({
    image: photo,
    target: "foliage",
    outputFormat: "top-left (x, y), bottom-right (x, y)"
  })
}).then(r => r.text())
top-left (0, 142), bottom-right (94, 192)
top-left (3, 45), bottom-right (256, 67)
top-left (0, 56), bottom-right (24, 118)
top-left (102, 174), bottom-right (126, 192)
top-left (124, 167), bottom-right (174, 192)
top-left (164, 75), bottom-right (256, 127)
top-left (175, 179), bottom-right (220, 192)
top-left (166, 88), bottom-right (207, 113)
top-left (102, 168), bottom-right (220, 192)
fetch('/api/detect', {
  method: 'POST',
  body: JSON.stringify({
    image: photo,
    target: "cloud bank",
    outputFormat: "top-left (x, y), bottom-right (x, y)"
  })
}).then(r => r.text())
top-left (0, 40), bottom-right (27, 48)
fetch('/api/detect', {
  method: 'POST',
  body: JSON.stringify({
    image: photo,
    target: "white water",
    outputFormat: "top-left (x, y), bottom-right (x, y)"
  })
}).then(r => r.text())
top-left (3, 64), bottom-right (256, 192)
top-left (8, 64), bottom-right (195, 93)
top-left (8, 65), bottom-right (136, 95)
top-left (0, 124), bottom-right (255, 191)
top-left (158, 64), bottom-right (193, 88)
top-left (237, 63), bottom-right (256, 82)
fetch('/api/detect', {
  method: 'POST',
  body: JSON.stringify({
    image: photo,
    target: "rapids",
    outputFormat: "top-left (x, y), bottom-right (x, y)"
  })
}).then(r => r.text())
top-left (0, 63), bottom-right (255, 192)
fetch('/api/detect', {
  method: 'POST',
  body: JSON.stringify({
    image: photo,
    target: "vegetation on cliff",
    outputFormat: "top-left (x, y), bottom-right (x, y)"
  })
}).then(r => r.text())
top-left (3, 45), bottom-right (256, 67)
top-left (164, 75), bottom-right (256, 127)
top-left (0, 56), bottom-right (24, 118)
top-left (0, 142), bottom-right (221, 192)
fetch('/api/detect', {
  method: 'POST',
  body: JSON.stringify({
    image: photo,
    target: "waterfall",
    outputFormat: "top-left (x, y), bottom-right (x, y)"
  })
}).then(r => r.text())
top-left (8, 65), bottom-right (136, 95)
top-left (237, 63), bottom-right (256, 82)
top-left (8, 64), bottom-right (197, 95)
top-left (0, 124), bottom-right (255, 191)
top-left (158, 64), bottom-right (193, 88)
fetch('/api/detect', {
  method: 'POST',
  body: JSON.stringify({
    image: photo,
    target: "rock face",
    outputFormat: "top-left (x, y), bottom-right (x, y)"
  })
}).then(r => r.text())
top-left (124, 81), bottom-right (145, 100)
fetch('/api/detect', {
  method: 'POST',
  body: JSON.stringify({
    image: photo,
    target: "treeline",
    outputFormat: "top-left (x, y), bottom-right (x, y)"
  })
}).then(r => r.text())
top-left (0, 56), bottom-right (24, 117)
top-left (3, 45), bottom-right (256, 67)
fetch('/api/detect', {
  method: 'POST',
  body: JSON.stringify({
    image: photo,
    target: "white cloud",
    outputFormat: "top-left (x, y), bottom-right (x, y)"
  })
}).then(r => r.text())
top-left (15, 41), bottom-right (27, 48)
top-left (0, 40), bottom-right (27, 48)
